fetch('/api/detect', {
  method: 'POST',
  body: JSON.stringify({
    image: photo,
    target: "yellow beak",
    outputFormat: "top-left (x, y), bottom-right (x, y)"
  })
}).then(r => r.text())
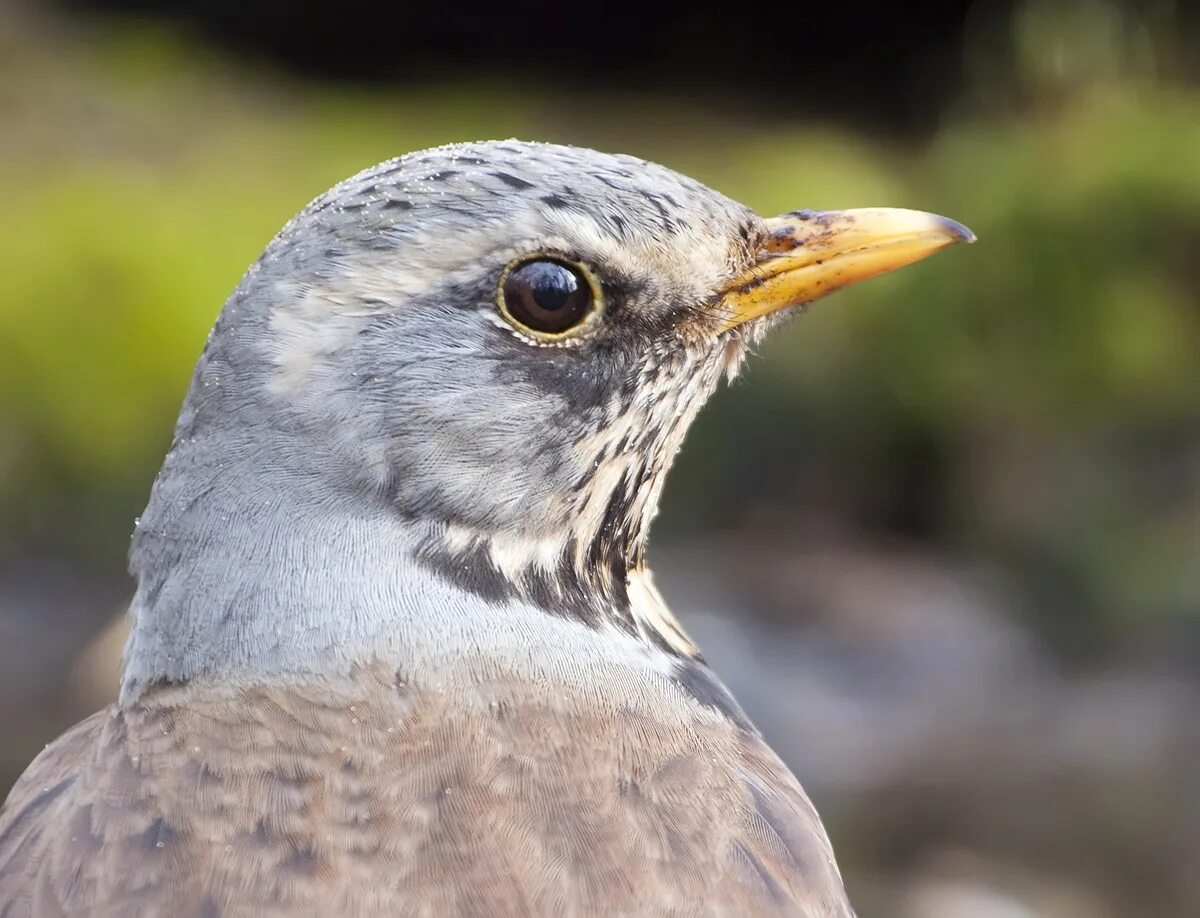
top-left (717, 208), bottom-right (975, 332)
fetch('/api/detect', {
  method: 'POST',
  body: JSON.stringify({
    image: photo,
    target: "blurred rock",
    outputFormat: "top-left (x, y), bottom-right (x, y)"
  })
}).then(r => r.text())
top-left (658, 537), bottom-right (1047, 790)
top-left (67, 608), bottom-right (127, 711)
top-left (658, 536), bottom-right (1200, 916)
top-left (0, 557), bottom-right (125, 788)
top-left (894, 848), bottom-right (1113, 918)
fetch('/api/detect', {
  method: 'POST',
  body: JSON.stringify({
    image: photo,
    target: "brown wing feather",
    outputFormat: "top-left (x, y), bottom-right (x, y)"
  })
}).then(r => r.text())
top-left (0, 668), bottom-right (852, 917)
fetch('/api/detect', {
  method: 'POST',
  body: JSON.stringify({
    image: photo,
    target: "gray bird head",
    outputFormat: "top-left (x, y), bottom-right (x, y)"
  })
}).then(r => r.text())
top-left (124, 140), bottom-right (972, 697)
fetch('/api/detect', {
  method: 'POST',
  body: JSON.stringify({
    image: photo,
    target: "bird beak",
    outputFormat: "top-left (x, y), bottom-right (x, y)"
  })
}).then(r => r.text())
top-left (715, 208), bottom-right (975, 332)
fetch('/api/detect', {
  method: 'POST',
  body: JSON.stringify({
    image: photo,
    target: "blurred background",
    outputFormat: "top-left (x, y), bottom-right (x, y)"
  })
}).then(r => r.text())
top-left (1, 0), bottom-right (1198, 914)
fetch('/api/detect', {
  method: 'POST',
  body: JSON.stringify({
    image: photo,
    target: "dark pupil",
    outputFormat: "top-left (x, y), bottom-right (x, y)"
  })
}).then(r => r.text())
top-left (527, 262), bottom-right (574, 311)
top-left (504, 260), bottom-right (592, 333)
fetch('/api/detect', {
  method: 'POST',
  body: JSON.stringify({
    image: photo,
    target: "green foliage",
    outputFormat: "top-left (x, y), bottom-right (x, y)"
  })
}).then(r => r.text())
top-left (1, 18), bottom-right (1197, 653)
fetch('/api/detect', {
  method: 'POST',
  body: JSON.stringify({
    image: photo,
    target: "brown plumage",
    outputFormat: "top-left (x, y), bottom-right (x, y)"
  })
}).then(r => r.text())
top-left (1, 665), bottom-right (846, 916)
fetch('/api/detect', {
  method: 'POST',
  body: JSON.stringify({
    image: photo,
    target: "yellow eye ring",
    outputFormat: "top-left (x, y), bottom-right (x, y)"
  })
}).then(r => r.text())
top-left (497, 255), bottom-right (605, 342)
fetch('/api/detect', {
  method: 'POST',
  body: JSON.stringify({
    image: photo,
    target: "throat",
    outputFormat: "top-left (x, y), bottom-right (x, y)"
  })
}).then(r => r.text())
top-left (415, 524), bottom-right (638, 636)
top-left (121, 451), bottom-right (693, 704)
top-left (413, 525), bottom-right (698, 658)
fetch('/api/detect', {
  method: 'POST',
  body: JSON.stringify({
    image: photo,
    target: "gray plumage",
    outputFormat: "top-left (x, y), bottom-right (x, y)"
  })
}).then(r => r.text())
top-left (0, 141), bottom-right (857, 916)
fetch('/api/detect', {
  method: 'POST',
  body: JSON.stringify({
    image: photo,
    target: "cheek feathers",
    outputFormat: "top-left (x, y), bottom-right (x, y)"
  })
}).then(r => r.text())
top-left (263, 285), bottom-right (366, 399)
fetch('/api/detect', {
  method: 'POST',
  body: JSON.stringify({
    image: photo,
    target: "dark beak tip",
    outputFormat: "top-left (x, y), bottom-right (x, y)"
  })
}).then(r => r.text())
top-left (940, 216), bottom-right (977, 245)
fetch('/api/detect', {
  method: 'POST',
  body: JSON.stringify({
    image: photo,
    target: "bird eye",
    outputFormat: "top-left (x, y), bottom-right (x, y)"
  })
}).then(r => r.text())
top-left (498, 257), bottom-right (601, 339)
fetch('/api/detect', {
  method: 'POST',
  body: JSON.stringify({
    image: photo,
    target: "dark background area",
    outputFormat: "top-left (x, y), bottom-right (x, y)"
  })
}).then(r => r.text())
top-left (2, 1), bottom-right (1199, 915)
top-left (62, 0), bottom-right (985, 133)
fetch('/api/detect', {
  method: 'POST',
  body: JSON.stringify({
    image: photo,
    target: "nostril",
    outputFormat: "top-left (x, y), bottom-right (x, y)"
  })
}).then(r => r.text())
top-left (764, 224), bottom-right (801, 254)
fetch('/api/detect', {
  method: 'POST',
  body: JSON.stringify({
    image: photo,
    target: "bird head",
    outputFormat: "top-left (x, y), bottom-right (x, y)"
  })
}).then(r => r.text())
top-left (127, 140), bottom-right (971, 690)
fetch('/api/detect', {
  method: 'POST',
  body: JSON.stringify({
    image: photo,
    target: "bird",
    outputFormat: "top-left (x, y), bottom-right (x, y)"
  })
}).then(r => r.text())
top-left (0, 140), bottom-right (972, 917)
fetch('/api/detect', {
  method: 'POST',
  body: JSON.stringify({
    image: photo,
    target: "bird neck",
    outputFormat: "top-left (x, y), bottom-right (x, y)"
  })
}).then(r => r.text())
top-left (120, 424), bottom-right (695, 706)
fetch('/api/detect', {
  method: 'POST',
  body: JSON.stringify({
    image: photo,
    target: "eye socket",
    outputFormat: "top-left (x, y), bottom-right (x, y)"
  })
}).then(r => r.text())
top-left (498, 257), bottom-right (602, 339)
